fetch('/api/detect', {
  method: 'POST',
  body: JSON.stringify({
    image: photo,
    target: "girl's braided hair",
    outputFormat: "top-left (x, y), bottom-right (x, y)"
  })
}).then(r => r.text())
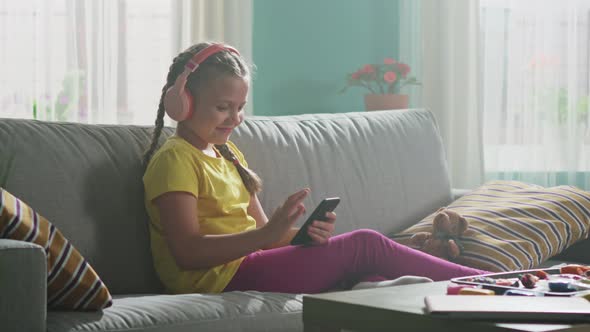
top-left (143, 42), bottom-right (262, 194)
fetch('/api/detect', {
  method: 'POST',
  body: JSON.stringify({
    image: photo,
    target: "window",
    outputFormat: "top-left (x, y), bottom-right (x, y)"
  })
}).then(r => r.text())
top-left (480, 0), bottom-right (590, 174)
top-left (0, 0), bottom-right (174, 125)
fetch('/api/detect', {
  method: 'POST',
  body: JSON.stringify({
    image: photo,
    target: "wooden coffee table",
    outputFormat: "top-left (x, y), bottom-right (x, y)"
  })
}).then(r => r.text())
top-left (302, 281), bottom-right (590, 332)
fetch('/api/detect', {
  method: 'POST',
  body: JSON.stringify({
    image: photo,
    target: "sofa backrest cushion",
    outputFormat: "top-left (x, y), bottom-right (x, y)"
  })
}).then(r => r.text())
top-left (0, 108), bottom-right (452, 294)
top-left (231, 109), bottom-right (453, 236)
top-left (0, 119), bottom-right (171, 294)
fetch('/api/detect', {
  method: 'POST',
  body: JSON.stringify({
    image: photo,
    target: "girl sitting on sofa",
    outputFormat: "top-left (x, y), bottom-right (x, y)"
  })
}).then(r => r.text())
top-left (142, 42), bottom-right (488, 295)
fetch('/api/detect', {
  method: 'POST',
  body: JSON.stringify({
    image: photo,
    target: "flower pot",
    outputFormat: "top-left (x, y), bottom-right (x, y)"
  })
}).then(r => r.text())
top-left (364, 94), bottom-right (409, 111)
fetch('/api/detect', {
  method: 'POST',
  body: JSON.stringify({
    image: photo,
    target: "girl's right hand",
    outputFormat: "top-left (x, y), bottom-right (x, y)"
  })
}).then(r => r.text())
top-left (263, 188), bottom-right (310, 242)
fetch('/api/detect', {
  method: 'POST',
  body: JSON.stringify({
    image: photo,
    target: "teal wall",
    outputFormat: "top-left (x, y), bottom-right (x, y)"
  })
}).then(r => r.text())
top-left (252, 0), bottom-right (400, 116)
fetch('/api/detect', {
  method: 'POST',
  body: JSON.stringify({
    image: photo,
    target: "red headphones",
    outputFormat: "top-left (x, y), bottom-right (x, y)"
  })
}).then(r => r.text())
top-left (164, 44), bottom-right (240, 121)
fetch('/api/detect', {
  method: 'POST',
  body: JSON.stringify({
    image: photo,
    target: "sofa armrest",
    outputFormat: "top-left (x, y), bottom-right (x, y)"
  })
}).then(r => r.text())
top-left (451, 188), bottom-right (472, 201)
top-left (0, 239), bottom-right (46, 332)
top-left (551, 237), bottom-right (590, 265)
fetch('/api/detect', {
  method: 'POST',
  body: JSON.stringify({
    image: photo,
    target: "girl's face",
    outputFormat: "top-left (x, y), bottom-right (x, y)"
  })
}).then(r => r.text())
top-left (181, 75), bottom-right (248, 150)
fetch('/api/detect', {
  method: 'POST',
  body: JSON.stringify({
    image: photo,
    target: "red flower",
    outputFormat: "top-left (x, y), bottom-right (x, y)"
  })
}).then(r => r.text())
top-left (384, 57), bottom-right (396, 65)
top-left (383, 71), bottom-right (397, 83)
top-left (361, 64), bottom-right (375, 74)
top-left (397, 63), bottom-right (411, 78)
top-left (341, 57), bottom-right (420, 96)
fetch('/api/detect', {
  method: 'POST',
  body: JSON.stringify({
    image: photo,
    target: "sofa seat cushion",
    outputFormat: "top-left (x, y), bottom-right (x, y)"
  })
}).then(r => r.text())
top-left (47, 291), bottom-right (303, 332)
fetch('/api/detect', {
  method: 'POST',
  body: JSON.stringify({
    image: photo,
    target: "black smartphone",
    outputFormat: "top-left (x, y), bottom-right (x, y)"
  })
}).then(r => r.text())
top-left (290, 197), bottom-right (341, 246)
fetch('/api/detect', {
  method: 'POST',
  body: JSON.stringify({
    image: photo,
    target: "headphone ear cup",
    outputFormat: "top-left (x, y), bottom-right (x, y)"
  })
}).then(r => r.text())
top-left (184, 88), bottom-right (194, 119)
top-left (164, 71), bottom-right (191, 121)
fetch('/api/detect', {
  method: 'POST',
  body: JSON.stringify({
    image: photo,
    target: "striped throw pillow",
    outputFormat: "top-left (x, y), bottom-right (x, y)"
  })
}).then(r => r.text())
top-left (0, 188), bottom-right (112, 310)
top-left (393, 181), bottom-right (590, 272)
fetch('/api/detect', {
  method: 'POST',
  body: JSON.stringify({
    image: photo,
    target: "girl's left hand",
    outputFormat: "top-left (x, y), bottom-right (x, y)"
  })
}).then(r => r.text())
top-left (307, 211), bottom-right (336, 245)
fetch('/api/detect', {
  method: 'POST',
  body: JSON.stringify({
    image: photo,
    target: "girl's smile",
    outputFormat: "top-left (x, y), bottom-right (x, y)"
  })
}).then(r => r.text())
top-left (216, 127), bottom-right (234, 134)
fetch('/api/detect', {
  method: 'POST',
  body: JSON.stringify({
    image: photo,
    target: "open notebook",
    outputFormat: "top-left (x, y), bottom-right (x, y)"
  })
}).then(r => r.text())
top-left (424, 295), bottom-right (590, 323)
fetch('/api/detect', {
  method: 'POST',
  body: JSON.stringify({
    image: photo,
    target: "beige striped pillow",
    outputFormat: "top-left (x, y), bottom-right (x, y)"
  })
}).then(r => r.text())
top-left (393, 181), bottom-right (590, 272)
top-left (0, 188), bottom-right (112, 310)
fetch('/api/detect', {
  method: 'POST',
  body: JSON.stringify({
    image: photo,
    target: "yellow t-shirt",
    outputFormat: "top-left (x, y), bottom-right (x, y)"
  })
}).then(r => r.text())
top-left (143, 136), bottom-right (256, 294)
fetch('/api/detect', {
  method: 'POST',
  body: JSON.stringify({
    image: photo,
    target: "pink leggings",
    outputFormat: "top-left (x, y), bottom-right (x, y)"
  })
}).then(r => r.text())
top-left (224, 229), bottom-right (488, 293)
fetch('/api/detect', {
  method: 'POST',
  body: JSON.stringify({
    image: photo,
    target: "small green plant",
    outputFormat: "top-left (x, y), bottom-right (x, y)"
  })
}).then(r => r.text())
top-left (31, 70), bottom-right (86, 121)
top-left (556, 88), bottom-right (589, 124)
top-left (55, 70), bottom-right (86, 121)
top-left (535, 88), bottom-right (589, 125)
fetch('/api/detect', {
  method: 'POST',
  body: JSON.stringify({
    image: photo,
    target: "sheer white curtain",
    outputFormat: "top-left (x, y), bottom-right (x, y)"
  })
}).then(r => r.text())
top-left (171, 0), bottom-right (253, 115)
top-left (173, 0), bottom-right (252, 64)
top-left (0, 0), bottom-right (174, 125)
top-left (398, 0), bottom-right (422, 109)
top-left (481, 0), bottom-right (590, 189)
top-left (0, 0), bottom-right (253, 125)
top-left (400, 0), bottom-right (484, 189)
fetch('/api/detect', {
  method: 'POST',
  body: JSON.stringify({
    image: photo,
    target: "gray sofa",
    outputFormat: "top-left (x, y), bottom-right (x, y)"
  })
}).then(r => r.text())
top-left (0, 109), bottom-right (588, 332)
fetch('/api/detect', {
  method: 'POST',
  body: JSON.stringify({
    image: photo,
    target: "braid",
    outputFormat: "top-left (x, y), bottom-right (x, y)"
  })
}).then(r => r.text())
top-left (142, 91), bottom-right (166, 169)
top-left (215, 144), bottom-right (263, 194)
top-left (142, 45), bottom-right (206, 169)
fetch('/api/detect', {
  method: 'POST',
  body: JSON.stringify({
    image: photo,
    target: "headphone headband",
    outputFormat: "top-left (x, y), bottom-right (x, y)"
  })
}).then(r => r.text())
top-left (185, 44), bottom-right (240, 73)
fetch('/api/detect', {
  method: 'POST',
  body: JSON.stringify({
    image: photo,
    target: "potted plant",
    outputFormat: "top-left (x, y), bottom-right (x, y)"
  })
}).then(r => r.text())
top-left (340, 57), bottom-right (421, 111)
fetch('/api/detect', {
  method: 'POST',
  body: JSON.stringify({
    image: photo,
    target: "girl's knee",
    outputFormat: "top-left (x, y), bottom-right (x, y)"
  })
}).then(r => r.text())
top-left (349, 229), bottom-right (387, 243)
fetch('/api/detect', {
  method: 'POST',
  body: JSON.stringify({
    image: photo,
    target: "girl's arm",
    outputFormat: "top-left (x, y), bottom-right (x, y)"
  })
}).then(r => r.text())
top-left (247, 193), bottom-right (300, 249)
top-left (155, 189), bottom-right (308, 270)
